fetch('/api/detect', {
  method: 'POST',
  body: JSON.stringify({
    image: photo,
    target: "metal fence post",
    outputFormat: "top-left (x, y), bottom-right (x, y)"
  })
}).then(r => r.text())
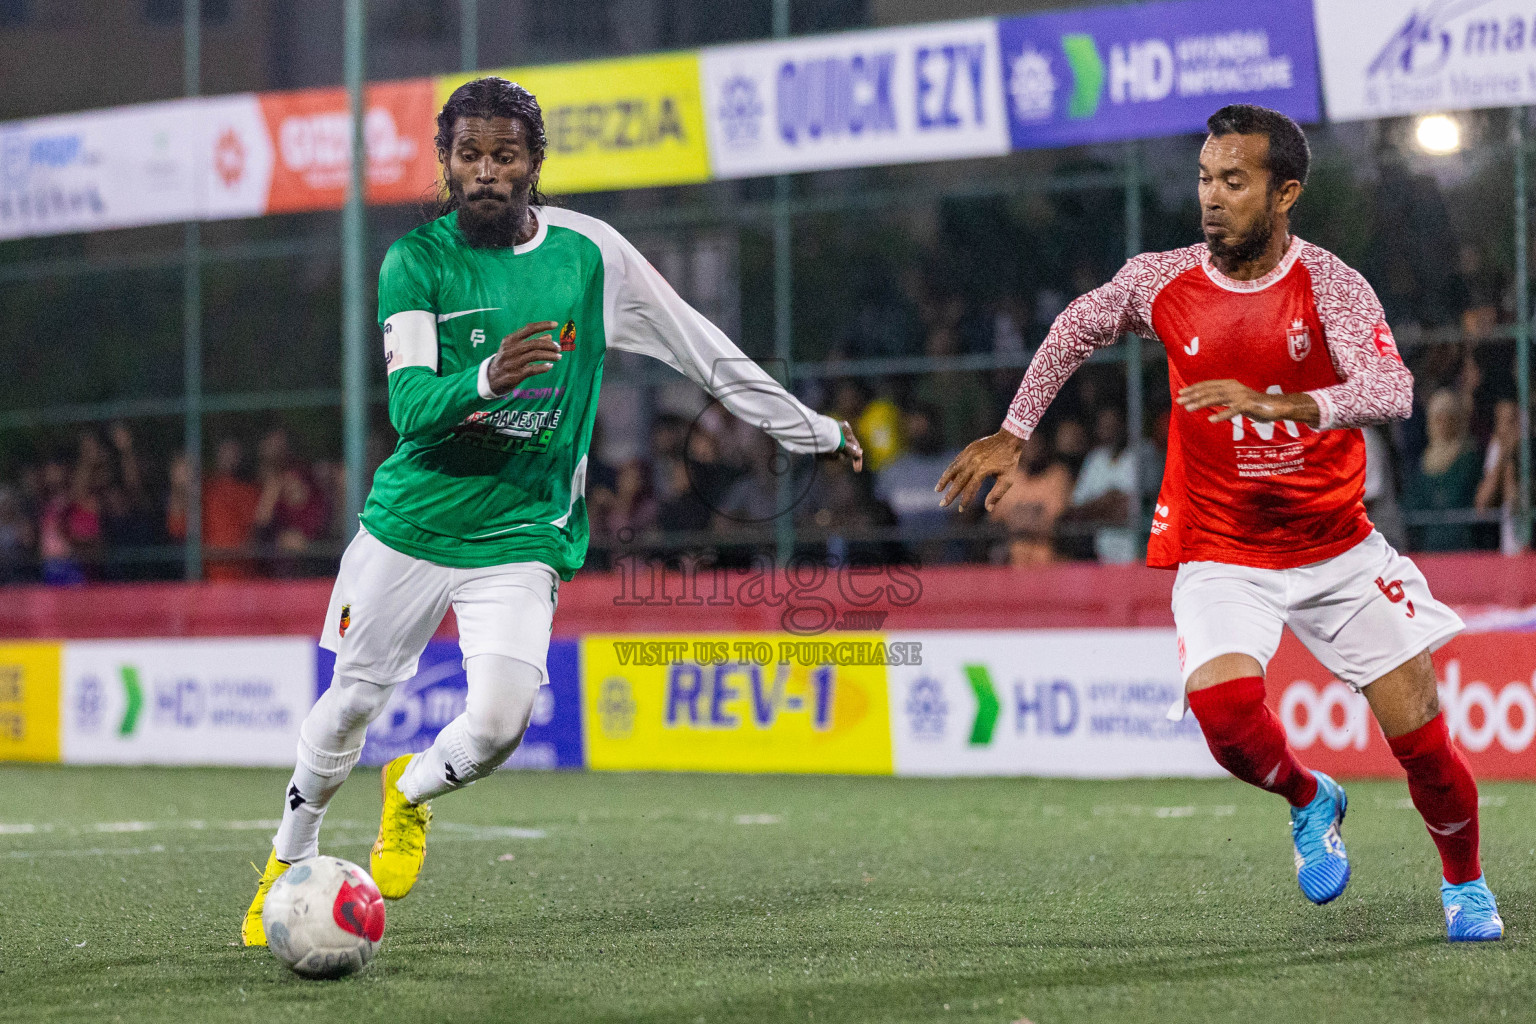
top-left (1515, 109), bottom-right (1534, 549)
top-left (342, 0), bottom-right (369, 538)
top-left (459, 0), bottom-right (477, 73)
top-left (182, 0), bottom-right (203, 582)
top-left (772, 0), bottom-right (795, 566)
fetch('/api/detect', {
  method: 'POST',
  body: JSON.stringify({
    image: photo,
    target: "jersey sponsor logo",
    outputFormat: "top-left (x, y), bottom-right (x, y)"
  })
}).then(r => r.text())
top-left (470, 328), bottom-right (487, 347)
top-left (1372, 321), bottom-right (1402, 362)
top-left (1287, 318), bottom-right (1311, 361)
top-left (455, 408), bottom-right (565, 454)
top-left (339, 604), bottom-right (351, 637)
top-left (1183, 336), bottom-right (1199, 356)
top-left (1232, 387), bottom-right (1304, 478)
top-left (559, 319), bottom-right (576, 352)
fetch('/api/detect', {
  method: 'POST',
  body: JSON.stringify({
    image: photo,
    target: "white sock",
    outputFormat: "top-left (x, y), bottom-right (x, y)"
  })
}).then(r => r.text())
top-left (398, 655), bottom-right (541, 803)
top-left (272, 674), bottom-right (393, 861)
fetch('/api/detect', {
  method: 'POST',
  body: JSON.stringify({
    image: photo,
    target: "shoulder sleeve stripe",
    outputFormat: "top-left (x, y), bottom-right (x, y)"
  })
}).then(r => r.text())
top-left (383, 310), bottom-right (438, 374)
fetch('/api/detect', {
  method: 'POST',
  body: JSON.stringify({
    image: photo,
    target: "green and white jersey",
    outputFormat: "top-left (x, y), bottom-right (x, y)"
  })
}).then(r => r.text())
top-left (364, 206), bottom-right (841, 579)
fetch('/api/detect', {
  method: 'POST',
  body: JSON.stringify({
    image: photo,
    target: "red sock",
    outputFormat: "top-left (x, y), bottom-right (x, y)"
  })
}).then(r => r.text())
top-left (1188, 676), bottom-right (1318, 807)
top-left (1387, 713), bottom-right (1482, 884)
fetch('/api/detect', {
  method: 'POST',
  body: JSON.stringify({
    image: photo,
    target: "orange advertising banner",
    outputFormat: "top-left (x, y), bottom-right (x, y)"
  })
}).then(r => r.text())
top-left (257, 78), bottom-right (438, 213)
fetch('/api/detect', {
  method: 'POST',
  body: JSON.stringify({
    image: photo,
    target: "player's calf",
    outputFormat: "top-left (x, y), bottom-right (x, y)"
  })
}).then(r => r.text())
top-left (1186, 675), bottom-right (1318, 807)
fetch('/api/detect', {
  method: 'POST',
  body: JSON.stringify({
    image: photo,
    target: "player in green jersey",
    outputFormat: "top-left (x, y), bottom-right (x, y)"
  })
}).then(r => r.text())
top-left (242, 78), bottom-right (863, 944)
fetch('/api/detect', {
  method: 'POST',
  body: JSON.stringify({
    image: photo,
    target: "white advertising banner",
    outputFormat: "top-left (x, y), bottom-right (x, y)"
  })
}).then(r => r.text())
top-left (1314, 0), bottom-right (1536, 120)
top-left (0, 97), bottom-right (274, 241)
top-left (701, 19), bottom-right (1011, 178)
top-left (61, 638), bottom-right (313, 766)
top-left (0, 101), bottom-right (200, 240)
top-left (196, 94), bottom-right (277, 223)
top-left (888, 629), bottom-right (1222, 778)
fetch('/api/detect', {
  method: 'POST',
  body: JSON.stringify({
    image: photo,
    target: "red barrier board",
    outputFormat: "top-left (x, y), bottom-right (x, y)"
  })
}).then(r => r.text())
top-left (2, 551), bottom-right (1534, 640)
top-left (1267, 629), bottom-right (1536, 779)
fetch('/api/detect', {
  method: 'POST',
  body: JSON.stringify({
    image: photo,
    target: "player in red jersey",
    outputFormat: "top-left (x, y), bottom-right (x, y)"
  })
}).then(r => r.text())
top-left (937, 105), bottom-right (1501, 941)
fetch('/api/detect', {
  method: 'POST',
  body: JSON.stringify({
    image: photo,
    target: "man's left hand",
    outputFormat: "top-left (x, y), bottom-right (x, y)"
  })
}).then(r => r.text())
top-left (1178, 379), bottom-right (1320, 426)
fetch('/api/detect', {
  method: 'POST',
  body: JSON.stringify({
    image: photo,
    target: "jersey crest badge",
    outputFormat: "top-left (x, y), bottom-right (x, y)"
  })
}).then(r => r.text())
top-left (339, 604), bottom-right (351, 638)
top-left (559, 319), bottom-right (576, 352)
top-left (1287, 319), bottom-right (1311, 361)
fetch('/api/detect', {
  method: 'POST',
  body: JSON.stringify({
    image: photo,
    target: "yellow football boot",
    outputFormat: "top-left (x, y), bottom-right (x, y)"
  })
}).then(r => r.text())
top-left (371, 753), bottom-right (432, 900)
top-left (241, 848), bottom-right (290, 946)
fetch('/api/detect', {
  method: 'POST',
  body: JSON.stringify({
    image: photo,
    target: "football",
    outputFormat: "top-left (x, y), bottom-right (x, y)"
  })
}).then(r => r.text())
top-left (261, 857), bottom-right (386, 979)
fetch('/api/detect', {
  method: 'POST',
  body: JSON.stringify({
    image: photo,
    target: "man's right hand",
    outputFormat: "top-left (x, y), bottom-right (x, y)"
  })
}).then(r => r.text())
top-left (486, 320), bottom-right (561, 396)
top-left (935, 429), bottom-right (1025, 512)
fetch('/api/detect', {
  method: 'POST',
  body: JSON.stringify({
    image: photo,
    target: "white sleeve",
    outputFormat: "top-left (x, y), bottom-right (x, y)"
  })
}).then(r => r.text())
top-left (599, 229), bottom-right (842, 456)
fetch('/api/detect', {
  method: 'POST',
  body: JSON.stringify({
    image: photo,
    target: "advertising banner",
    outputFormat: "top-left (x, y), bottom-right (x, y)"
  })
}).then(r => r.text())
top-left (256, 79), bottom-right (438, 213)
top-left (998, 0), bottom-right (1319, 151)
top-left (60, 638), bottom-right (313, 765)
top-left (582, 634), bottom-right (898, 773)
top-left (701, 19), bottom-right (1011, 178)
top-left (315, 638), bottom-right (584, 769)
top-left (438, 53), bottom-right (711, 194)
top-left (0, 643), bottom-right (62, 763)
top-left (197, 94), bottom-right (279, 223)
top-left (0, 100), bottom-right (207, 240)
top-left (888, 630), bottom-right (1222, 778)
top-left (1266, 628), bottom-right (1536, 780)
top-left (1314, 0), bottom-right (1536, 121)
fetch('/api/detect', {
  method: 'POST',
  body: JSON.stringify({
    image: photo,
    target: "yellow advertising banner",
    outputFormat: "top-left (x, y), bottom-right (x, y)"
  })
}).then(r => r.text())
top-left (0, 643), bottom-right (62, 762)
top-left (437, 52), bottom-right (711, 194)
top-left (583, 634), bottom-right (897, 774)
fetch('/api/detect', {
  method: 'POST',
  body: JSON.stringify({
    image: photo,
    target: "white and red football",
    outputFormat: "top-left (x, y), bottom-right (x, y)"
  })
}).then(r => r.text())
top-left (261, 856), bottom-right (386, 979)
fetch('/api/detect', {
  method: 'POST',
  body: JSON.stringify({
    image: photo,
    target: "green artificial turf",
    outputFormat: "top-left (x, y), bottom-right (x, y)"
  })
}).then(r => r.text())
top-left (1, 766), bottom-right (1532, 1023)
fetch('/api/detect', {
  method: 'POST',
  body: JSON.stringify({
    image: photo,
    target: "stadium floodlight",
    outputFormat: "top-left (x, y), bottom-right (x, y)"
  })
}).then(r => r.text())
top-left (1414, 114), bottom-right (1462, 155)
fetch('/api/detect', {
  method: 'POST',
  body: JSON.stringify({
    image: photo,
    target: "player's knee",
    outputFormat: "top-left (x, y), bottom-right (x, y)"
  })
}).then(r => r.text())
top-left (464, 700), bottom-right (532, 758)
top-left (462, 655), bottom-right (541, 757)
top-left (304, 675), bottom-right (394, 745)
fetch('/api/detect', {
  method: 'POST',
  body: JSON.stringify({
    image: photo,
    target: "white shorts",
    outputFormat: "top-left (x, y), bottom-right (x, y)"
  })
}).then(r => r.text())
top-left (1171, 530), bottom-right (1463, 690)
top-left (318, 527), bottom-right (559, 686)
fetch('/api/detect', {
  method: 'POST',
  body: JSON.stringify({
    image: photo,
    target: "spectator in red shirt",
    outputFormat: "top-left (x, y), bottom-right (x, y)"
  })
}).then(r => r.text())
top-left (253, 427), bottom-right (330, 576)
top-left (168, 438), bottom-right (262, 580)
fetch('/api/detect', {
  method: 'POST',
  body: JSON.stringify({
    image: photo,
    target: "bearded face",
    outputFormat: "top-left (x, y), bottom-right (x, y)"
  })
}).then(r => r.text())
top-left (440, 115), bottom-right (542, 249)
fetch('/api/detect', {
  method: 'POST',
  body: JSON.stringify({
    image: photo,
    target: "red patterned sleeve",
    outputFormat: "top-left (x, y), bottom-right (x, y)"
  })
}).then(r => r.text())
top-left (1298, 245), bottom-right (1414, 430)
top-left (1002, 250), bottom-right (1187, 439)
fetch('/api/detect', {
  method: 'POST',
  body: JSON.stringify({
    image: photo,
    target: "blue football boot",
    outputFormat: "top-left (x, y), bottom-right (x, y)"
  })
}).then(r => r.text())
top-left (1291, 771), bottom-right (1350, 904)
top-left (1442, 876), bottom-right (1504, 942)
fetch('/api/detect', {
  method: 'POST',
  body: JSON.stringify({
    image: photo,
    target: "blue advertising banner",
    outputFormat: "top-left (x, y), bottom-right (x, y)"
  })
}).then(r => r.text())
top-left (315, 638), bottom-right (584, 769)
top-left (998, 0), bottom-right (1320, 151)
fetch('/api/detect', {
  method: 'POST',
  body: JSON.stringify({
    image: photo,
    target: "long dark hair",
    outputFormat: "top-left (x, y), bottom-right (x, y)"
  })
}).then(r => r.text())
top-left (431, 77), bottom-right (550, 218)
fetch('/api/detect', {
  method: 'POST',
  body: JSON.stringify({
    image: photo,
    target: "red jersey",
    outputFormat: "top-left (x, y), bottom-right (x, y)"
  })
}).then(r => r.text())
top-left (1003, 237), bottom-right (1413, 571)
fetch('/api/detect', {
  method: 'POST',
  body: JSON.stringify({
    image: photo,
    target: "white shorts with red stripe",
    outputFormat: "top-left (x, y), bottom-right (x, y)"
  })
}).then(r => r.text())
top-left (1171, 530), bottom-right (1463, 691)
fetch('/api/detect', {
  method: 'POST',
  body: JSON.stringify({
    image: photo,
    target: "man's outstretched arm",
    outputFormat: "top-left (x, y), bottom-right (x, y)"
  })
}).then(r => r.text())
top-left (602, 227), bottom-right (860, 468)
top-left (938, 262), bottom-right (1146, 511)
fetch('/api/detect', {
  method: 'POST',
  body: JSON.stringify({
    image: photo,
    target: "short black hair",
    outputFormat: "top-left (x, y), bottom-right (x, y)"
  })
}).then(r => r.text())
top-left (1206, 104), bottom-right (1310, 190)
top-left (435, 77), bottom-right (549, 207)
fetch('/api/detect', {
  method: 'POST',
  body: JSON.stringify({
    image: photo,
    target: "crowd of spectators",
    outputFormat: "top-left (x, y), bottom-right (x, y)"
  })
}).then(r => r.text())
top-left (0, 348), bottom-right (1528, 586)
top-left (0, 424), bottom-right (341, 585)
top-left (2, 237), bottom-right (1533, 585)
